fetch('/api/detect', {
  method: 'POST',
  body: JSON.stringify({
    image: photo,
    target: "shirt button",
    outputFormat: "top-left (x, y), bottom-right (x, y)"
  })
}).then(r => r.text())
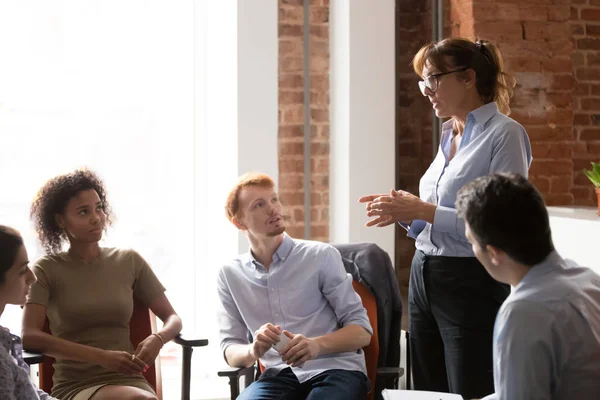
top-left (275, 314), bottom-right (279, 317)
top-left (271, 288), bottom-right (275, 292)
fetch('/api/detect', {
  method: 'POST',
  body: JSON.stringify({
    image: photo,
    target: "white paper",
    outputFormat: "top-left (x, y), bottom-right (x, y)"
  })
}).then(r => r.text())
top-left (382, 389), bottom-right (463, 400)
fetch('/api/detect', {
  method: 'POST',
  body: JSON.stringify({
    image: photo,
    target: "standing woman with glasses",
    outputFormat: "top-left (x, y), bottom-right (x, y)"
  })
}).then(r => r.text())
top-left (359, 38), bottom-right (532, 398)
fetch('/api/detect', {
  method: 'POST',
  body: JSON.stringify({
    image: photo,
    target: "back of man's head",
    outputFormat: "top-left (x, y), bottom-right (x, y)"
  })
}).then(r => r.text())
top-left (456, 173), bottom-right (554, 266)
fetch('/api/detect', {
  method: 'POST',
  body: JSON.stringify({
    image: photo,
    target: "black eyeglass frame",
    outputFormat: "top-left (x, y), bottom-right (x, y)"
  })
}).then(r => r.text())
top-left (418, 67), bottom-right (469, 95)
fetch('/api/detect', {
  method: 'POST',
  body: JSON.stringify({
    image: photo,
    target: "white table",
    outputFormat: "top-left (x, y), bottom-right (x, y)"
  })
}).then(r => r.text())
top-left (547, 206), bottom-right (599, 271)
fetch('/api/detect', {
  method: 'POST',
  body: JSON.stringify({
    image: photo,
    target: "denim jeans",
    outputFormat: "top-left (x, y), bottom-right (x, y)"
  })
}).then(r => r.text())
top-left (408, 250), bottom-right (510, 399)
top-left (237, 368), bottom-right (368, 400)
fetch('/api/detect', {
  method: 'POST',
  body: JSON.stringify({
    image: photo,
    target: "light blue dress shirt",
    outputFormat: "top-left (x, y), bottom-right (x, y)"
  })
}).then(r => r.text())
top-left (483, 252), bottom-right (600, 400)
top-left (402, 102), bottom-right (532, 257)
top-left (217, 233), bottom-right (372, 383)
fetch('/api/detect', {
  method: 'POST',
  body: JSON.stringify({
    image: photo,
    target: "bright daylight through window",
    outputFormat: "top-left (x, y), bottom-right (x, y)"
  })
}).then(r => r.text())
top-left (0, 1), bottom-right (238, 399)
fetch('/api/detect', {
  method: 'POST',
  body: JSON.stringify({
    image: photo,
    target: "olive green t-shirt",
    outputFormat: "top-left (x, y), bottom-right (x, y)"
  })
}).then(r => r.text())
top-left (26, 248), bottom-right (166, 399)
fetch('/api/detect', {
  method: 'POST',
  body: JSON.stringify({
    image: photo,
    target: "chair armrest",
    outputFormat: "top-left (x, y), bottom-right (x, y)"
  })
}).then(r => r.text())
top-left (174, 333), bottom-right (208, 347)
top-left (23, 351), bottom-right (44, 365)
top-left (377, 366), bottom-right (404, 379)
top-left (376, 366), bottom-right (404, 391)
top-left (217, 366), bottom-right (254, 378)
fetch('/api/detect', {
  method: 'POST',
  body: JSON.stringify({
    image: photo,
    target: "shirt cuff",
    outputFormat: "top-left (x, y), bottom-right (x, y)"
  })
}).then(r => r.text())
top-left (432, 205), bottom-right (458, 236)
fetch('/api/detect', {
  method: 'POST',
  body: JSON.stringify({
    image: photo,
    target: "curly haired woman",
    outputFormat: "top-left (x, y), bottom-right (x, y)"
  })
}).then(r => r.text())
top-left (22, 169), bottom-right (182, 400)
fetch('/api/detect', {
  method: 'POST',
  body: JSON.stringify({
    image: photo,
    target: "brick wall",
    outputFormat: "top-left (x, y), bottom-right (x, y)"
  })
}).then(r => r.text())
top-left (394, 0), bottom-right (600, 323)
top-left (396, 0), bottom-right (434, 313)
top-left (278, 0), bottom-right (330, 242)
top-left (571, 0), bottom-right (600, 205)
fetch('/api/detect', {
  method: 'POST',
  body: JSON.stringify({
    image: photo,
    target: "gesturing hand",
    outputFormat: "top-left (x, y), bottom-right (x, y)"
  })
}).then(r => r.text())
top-left (359, 189), bottom-right (421, 227)
top-left (99, 350), bottom-right (147, 375)
top-left (280, 330), bottom-right (320, 367)
top-left (250, 323), bottom-right (281, 360)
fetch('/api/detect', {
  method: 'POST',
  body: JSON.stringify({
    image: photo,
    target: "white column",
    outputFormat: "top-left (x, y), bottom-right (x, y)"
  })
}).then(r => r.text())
top-left (236, 0), bottom-right (279, 252)
top-left (330, 0), bottom-right (396, 263)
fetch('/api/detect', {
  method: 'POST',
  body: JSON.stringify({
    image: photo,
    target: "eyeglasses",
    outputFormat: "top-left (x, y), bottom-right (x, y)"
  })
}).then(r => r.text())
top-left (418, 67), bottom-right (469, 95)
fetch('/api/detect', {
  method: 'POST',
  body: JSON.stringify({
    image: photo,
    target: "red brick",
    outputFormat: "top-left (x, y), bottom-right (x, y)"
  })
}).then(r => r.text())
top-left (577, 38), bottom-right (600, 50)
top-left (280, 23), bottom-right (303, 37)
top-left (281, 105), bottom-right (304, 124)
top-left (581, 98), bottom-right (600, 110)
top-left (581, 8), bottom-right (600, 22)
top-left (474, 21), bottom-right (523, 42)
top-left (279, 125), bottom-right (304, 139)
top-left (279, 141), bottom-right (304, 156)
top-left (547, 92), bottom-right (572, 108)
top-left (588, 141), bottom-right (600, 154)
top-left (573, 52), bottom-right (585, 67)
top-left (530, 177), bottom-right (550, 193)
top-left (310, 142), bottom-right (329, 155)
top-left (310, 108), bottom-right (328, 123)
top-left (543, 193), bottom-right (574, 206)
top-left (587, 24), bottom-right (600, 37)
top-left (574, 170), bottom-right (593, 186)
top-left (527, 126), bottom-right (573, 140)
top-left (571, 188), bottom-right (595, 206)
top-left (279, 5), bottom-right (304, 23)
top-left (549, 40), bottom-right (574, 57)
top-left (280, 56), bottom-right (304, 72)
top-left (548, 109), bottom-right (574, 125)
top-left (571, 6), bottom-right (579, 20)
top-left (541, 58), bottom-right (572, 73)
top-left (572, 23), bottom-right (585, 36)
top-left (530, 160), bottom-right (573, 176)
top-left (575, 113), bottom-right (592, 125)
top-left (531, 142), bottom-right (573, 159)
top-left (550, 175), bottom-right (572, 193)
top-left (280, 73), bottom-right (304, 89)
top-left (592, 84), bottom-right (600, 95)
top-left (588, 53), bottom-right (600, 66)
top-left (547, 5), bottom-right (570, 21)
top-left (581, 127), bottom-right (600, 140)
top-left (508, 57), bottom-right (542, 72)
top-left (309, 6), bottom-right (329, 23)
top-left (523, 22), bottom-right (569, 41)
top-left (280, 91), bottom-right (304, 104)
top-left (591, 0), bottom-right (600, 6)
top-left (576, 83), bottom-right (591, 96)
top-left (310, 25), bottom-right (328, 39)
top-left (550, 74), bottom-right (576, 90)
top-left (310, 157), bottom-right (329, 173)
top-left (511, 109), bottom-right (547, 125)
top-left (577, 67), bottom-right (600, 81)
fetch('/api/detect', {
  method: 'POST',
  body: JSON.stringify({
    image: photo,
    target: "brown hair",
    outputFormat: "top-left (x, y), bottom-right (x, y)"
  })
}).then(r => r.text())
top-left (224, 172), bottom-right (276, 222)
top-left (0, 226), bottom-right (23, 285)
top-left (30, 168), bottom-right (113, 255)
top-left (412, 37), bottom-right (515, 115)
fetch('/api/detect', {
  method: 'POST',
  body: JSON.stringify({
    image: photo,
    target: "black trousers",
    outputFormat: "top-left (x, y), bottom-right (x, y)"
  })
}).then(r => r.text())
top-left (408, 250), bottom-right (510, 399)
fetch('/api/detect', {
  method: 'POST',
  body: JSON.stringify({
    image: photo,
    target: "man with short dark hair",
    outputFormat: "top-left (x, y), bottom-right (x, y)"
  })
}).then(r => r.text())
top-left (455, 173), bottom-right (600, 400)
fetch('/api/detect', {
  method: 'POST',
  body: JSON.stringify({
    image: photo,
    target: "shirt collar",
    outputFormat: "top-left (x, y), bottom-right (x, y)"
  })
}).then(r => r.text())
top-left (470, 101), bottom-right (498, 126)
top-left (441, 101), bottom-right (499, 132)
top-left (515, 250), bottom-right (564, 290)
top-left (247, 233), bottom-right (295, 269)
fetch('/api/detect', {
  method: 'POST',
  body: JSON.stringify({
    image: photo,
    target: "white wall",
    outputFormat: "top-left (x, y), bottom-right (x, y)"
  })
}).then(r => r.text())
top-left (330, 0), bottom-right (396, 262)
top-left (236, 0), bottom-right (279, 253)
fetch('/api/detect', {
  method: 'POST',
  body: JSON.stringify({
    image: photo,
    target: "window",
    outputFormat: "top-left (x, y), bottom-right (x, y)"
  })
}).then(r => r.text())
top-left (0, 1), bottom-right (239, 398)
